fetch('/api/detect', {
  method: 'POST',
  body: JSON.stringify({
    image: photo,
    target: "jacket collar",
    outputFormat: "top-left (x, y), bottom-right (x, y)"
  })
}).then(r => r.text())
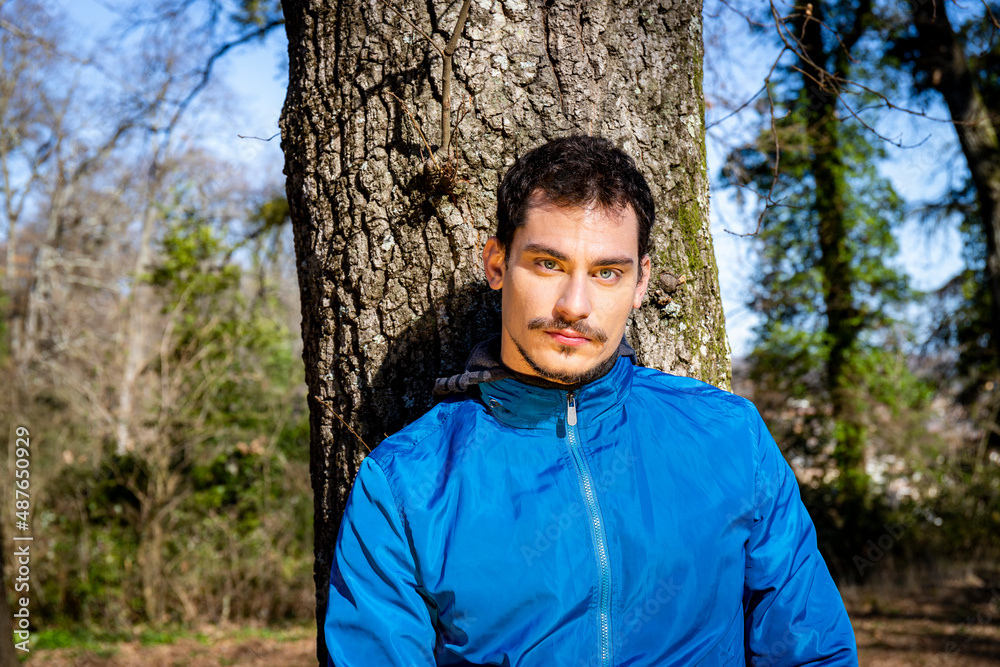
top-left (435, 336), bottom-right (636, 429)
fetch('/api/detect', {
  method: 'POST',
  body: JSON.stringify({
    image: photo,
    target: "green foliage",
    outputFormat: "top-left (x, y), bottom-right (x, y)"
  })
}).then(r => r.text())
top-left (725, 90), bottom-right (924, 417)
top-left (137, 630), bottom-right (177, 646)
top-left (144, 194), bottom-right (241, 300)
top-left (28, 191), bottom-right (312, 628)
top-left (251, 194), bottom-right (290, 231)
top-left (232, 0), bottom-right (283, 28)
top-left (33, 462), bottom-right (139, 628)
top-left (142, 189), bottom-right (304, 458)
top-left (718, 0), bottom-right (957, 578)
top-left (33, 628), bottom-right (129, 650)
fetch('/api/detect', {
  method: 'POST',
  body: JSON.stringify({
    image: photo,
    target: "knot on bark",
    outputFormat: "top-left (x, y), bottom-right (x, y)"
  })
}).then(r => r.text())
top-left (653, 272), bottom-right (687, 308)
top-left (420, 157), bottom-right (460, 195)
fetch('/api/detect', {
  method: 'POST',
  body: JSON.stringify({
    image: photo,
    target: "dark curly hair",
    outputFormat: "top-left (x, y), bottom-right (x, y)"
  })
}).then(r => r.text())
top-left (495, 135), bottom-right (655, 265)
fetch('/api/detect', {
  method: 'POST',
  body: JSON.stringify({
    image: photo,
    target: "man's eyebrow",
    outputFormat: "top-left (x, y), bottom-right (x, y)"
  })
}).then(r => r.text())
top-left (522, 243), bottom-right (569, 261)
top-left (594, 255), bottom-right (634, 268)
top-left (522, 244), bottom-right (635, 268)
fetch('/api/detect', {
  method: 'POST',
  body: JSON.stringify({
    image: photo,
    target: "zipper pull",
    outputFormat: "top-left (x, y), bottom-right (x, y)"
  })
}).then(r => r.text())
top-left (566, 392), bottom-right (577, 427)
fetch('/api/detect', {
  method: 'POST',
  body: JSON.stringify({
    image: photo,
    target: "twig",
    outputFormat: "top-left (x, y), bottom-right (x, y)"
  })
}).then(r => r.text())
top-left (381, 0), bottom-right (444, 57)
top-left (768, 0), bottom-right (974, 127)
top-left (837, 75), bottom-right (975, 125)
top-left (722, 51), bottom-right (787, 238)
top-left (0, 17), bottom-right (129, 88)
top-left (237, 132), bottom-right (280, 141)
top-left (441, 0), bottom-right (472, 155)
top-left (450, 94), bottom-right (472, 159)
top-left (387, 91), bottom-right (440, 170)
top-left (315, 396), bottom-right (372, 453)
top-left (762, 65), bottom-right (782, 229)
top-left (983, 0), bottom-right (1000, 29)
top-left (715, 0), bottom-right (770, 28)
top-left (706, 83), bottom-right (767, 131)
top-left (163, 20), bottom-right (284, 137)
top-left (382, 0), bottom-right (472, 160)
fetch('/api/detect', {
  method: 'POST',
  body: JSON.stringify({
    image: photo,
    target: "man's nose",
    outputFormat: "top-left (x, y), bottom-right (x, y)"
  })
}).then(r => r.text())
top-left (555, 273), bottom-right (592, 321)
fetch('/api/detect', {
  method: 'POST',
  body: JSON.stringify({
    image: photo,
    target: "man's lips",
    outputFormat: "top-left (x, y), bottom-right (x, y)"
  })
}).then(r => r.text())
top-left (546, 329), bottom-right (590, 346)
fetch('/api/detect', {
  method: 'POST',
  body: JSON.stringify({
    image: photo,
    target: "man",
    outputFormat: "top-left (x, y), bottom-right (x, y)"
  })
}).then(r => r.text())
top-left (325, 136), bottom-right (858, 665)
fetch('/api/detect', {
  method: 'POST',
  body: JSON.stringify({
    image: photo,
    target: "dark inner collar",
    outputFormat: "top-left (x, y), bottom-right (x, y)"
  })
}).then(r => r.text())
top-left (499, 350), bottom-right (621, 392)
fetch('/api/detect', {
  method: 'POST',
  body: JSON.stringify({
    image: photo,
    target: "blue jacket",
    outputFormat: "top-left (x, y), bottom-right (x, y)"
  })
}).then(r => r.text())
top-left (325, 344), bottom-right (858, 666)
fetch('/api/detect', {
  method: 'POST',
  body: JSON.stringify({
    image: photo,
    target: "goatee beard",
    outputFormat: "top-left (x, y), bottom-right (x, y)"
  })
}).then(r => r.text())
top-left (511, 336), bottom-right (618, 387)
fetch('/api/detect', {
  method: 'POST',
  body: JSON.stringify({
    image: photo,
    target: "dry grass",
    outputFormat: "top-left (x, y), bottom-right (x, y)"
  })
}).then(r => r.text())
top-left (26, 626), bottom-right (317, 666)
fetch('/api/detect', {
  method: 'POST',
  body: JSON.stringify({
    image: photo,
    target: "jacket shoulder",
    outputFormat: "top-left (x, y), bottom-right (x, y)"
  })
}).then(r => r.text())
top-left (631, 365), bottom-right (754, 409)
top-left (366, 396), bottom-right (485, 468)
top-left (628, 365), bottom-right (762, 443)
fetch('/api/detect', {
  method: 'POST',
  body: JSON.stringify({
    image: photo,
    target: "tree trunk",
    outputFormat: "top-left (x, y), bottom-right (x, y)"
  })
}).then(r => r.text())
top-left (909, 0), bottom-right (1000, 398)
top-left (115, 176), bottom-right (161, 456)
top-left (279, 0), bottom-right (726, 661)
top-left (795, 5), bottom-right (869, 500)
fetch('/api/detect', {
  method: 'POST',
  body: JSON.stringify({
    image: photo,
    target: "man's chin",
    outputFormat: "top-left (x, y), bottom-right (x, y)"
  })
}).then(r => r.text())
top-left (523, 348), bottom-right (616, 386)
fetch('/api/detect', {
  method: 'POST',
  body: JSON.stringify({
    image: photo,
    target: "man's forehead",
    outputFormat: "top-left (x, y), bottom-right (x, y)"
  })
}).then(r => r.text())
top-left (525, 190), bottom-right (635, 224)
top-left (513, 196), bottom-right (639, 255)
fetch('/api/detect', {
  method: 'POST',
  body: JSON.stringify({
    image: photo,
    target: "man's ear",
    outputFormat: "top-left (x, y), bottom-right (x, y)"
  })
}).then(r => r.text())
top-left (633, 255), bottom-right (651, 309)
top-left (483, 237), bottom-right (505, 290)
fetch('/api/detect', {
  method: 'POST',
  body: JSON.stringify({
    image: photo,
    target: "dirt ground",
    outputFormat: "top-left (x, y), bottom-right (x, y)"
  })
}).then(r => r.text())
top-left (23, 625), bottom-right (318, 666)
top-left (26, 568), bottom-right (1000, 666)
top-left (843, 565), bottom-right (1000, 666)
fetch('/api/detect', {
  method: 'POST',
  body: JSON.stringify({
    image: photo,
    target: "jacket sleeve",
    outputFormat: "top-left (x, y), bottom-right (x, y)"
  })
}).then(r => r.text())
top-left (743, 407), bottom-right (859, 666)
top-left (325, 456), bottom-right (437, 667)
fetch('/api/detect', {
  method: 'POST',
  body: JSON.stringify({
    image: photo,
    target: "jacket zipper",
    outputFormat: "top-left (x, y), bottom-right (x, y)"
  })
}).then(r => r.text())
top-left (566, 391), bottom-right (612, 666)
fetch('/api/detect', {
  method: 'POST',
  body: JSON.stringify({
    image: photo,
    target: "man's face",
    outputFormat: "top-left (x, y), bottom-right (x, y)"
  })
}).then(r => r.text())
top-left (483, 195), bottom-right (650, 385)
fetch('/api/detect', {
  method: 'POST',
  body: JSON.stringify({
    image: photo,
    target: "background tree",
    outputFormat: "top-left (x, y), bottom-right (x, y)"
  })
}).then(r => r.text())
top-left (712, 0), bottom-right (1000, 575)
top-left (279, 0), bottom-right (727, 658)
top-left (721, 1), bottom-right (927, 576)
top-left (888, 1), bottom-right (1000, 424)
top-left (1, 0), bottom-right (312, 632)
top-left (887, 0), bottom-right (1000, 562)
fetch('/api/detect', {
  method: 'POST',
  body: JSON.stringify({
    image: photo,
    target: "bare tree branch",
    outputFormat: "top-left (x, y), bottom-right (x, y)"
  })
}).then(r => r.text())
top-left (388, 91), bottom-right (439, 170)
top-left (441, 0), bottom-right (472, 155)
top-left (163, 19), bottom-right (285, 137)
top-left (983, 0), bottom-right (1000, 29)
top-left (381, 0), bottom-right (444, 57)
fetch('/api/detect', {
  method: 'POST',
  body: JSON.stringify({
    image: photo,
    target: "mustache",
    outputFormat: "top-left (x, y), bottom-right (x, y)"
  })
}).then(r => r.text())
top-left (527, 317), bottom-right (609, 344)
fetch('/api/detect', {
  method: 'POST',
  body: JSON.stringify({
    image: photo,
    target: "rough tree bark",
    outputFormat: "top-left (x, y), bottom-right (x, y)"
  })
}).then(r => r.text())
top-left (279, 0), bottom-right (727, 660)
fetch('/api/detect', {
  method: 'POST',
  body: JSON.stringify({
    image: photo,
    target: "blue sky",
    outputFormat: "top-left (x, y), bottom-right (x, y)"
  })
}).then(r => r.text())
top-left (60, 0), bottom-right (286, 187)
